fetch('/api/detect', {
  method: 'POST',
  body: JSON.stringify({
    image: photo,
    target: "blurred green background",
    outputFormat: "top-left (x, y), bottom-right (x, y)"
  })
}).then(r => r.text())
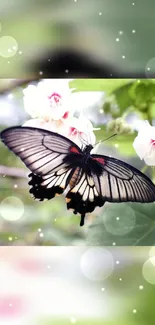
top-left (0, 246), bottom-right (155, 325)
top-left (0, 0), bottom-right (155, 77)
top-left (0, 78), bottom-right (155, 245)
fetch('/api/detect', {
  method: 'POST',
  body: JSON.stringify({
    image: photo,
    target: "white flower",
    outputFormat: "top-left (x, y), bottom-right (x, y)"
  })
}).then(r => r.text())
top-left (65, 115), bottom-right (96, 147)
top-left (22, 80), bottom-right (101, 148)
top-left (23, 115), bottom-right (96, 148)
top-left (23, 118), bottom-right (70, 135)
top-left (133, 120), bottom-right (155, 165)
top-left (23, 79), bottom-right (73, 121)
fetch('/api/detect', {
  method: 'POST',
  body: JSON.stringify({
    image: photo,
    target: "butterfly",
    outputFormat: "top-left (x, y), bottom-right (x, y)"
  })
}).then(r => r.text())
top-left (1, 126), bottom-right (155, 226)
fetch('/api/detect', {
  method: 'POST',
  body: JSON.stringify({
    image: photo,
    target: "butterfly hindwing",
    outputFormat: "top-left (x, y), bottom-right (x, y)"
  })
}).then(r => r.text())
top-left (91, 154), bottom-right (155, 203)
top-left (66, 168), bottom-right (105, 226)
top-left (28, 173), bottom-right (64, 201)
top-left (28, 168), bottom-right (73, 201)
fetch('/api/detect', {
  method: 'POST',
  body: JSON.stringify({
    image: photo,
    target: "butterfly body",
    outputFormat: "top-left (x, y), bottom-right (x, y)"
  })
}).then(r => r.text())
top-left (64, 145), bottom-right (104, 177)
top-left (1, 126), bottom-right (155, 226)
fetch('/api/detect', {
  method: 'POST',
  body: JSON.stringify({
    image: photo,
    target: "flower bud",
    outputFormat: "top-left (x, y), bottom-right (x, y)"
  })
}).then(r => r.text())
top-left (102, 102), bottom-right (111, 114)
top-left (107, 118), bottom-right (132, 134)
top-left (106, 120), bottom-right (116, 132)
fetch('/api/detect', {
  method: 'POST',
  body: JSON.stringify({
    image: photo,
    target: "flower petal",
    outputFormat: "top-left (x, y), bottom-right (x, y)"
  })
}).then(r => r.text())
top-left (144, 155), bottom-right (155, 166)
top-left (133, 120), bottom-right (155, 165)
top-left (23, 79), bottom-right (73, 121)
top-left (65, 116), bottom-right (96, 147)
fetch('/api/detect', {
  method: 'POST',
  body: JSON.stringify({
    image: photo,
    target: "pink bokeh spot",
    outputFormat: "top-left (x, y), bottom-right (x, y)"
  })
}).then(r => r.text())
top-left (0, 296), bottom-right (25, 318)
top-left (16, 258), bottom-right (44, 274)
top-left (48, 92), bottom-right (62, 104)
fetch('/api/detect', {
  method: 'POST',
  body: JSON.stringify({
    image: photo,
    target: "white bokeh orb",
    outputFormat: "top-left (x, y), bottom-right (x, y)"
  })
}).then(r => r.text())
top-left (80, 247), bottom-right (114, 281)
top-left (0, 196), bottom-right (24, 221)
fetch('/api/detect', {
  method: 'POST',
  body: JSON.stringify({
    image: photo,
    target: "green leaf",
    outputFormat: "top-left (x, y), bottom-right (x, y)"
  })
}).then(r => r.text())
top-left (87, 202), bottom-right (155, 246)
top-left (69, 79), bottom-right (133, 94)
top-left (149, 102), bottom-right (155, 118)
top-left (113, 83), bottom-right (134, 112)
top-left (110, 80), bottom-right (155, 115)
top-left (129, 80), bottom-right (155, 111)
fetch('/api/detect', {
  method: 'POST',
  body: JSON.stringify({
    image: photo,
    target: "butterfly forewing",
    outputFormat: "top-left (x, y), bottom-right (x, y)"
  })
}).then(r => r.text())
top-left (91, 154), bottom-right (155, 203)
top-left (0, 126), bottom-right (82, 203)
top-left (0, 126), bottom-right (81, 176)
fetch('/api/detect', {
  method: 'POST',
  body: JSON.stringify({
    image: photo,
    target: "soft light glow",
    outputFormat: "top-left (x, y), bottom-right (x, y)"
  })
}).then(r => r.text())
top-left (142, 258), bottom-right (155, 284)
top-left (0, 197), bottom-right (24, 221)
top-left (0, 36), bottom-right (18, 57)
top-left (103, 203), bottom-right (136, 236)
top-left (81, 248), bottom-right (114, 281)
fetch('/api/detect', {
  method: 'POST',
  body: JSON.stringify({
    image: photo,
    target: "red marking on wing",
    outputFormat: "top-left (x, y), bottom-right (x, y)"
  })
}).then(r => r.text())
top-left (70, 146), bottom-right (80, 154)
top-left (92, 157), bottom-right (105, 165)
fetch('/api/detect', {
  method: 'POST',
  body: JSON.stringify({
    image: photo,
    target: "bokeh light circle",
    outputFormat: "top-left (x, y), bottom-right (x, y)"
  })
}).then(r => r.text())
top-left (0, 36), bottom-right (18, 57)
top-left (80, 247), bottom-right (114, 281)
top-left (142, 258), bottom-right (155, 284)
top-left (0, 196), bottom-right (24, 221)
top-left (145, 58), bottom-right (155, 78)
top-left (149, 247), bottom-right (155, 266)
top-left (103, 203), bottom-right (136, 236)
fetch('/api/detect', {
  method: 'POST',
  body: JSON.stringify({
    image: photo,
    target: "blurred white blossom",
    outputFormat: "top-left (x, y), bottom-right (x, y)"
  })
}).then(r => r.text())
top-left (23, 115), bottom-right (97, 148)
top-left (23, 79), bottom-right (103, 148)
top-left (23, 79), bottom-right (73, 121)
top-left (23, 117), bottom-right (70, 135)
top-left (65, 116), bottom-right (97, 147)
top-left (133, 120), bottom-right (155, 165)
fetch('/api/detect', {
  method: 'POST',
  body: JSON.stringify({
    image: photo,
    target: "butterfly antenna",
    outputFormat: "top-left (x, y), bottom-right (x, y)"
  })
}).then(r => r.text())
top-left (95, 133), bottom-right (117, 146)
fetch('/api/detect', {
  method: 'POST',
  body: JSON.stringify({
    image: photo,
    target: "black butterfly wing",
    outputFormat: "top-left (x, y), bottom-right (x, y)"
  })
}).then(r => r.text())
top-left (91, 154), bottom-right (155, 203)
top-left (2, 126), bottom-right (154, 227)
top-left (65, 168), bottom-right (105, 226)
top-left (66, 153), bottom-right (155, 226)
top-left (0, 126), bottom-right (82, 200)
